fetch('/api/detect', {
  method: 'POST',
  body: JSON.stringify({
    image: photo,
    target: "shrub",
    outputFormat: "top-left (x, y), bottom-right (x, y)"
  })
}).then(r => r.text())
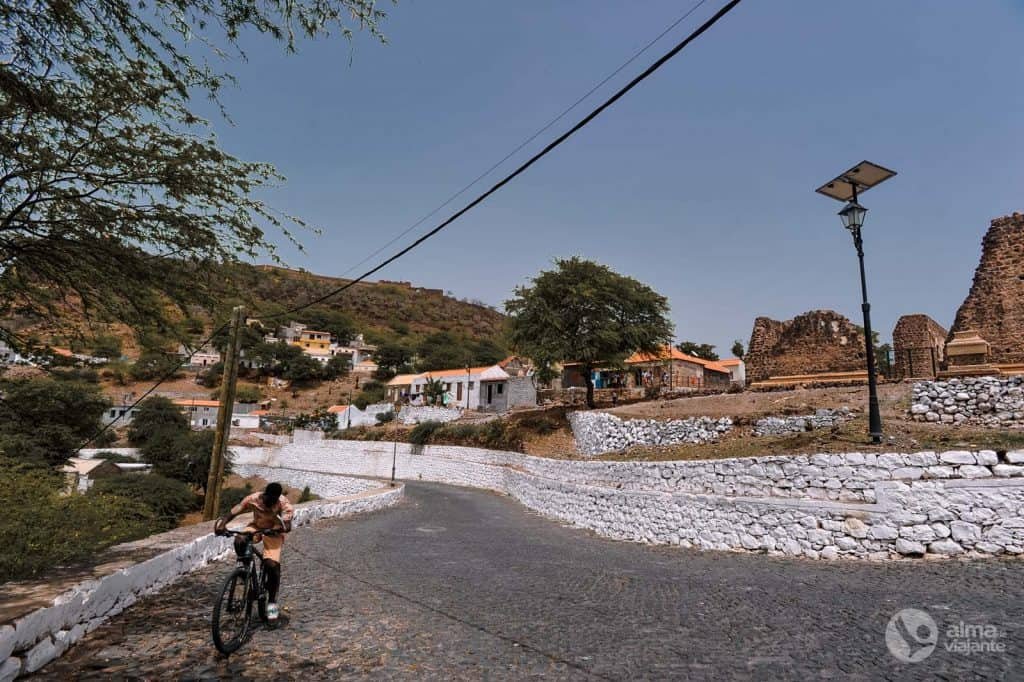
top-left (375, 410), bottom-right (395, 425)
top-left (408, 420), bottom-right (444, 445)
top-left (235, 385), bottom-right (262, 404)
top-left (219, 484), bottom-right (253, 515)
top-left (298, 486), bottom-right (314, 503)
top-left (353, 381), bottom-right (387, 409)
top-left (93, 451), bottom-right (137, 463)
top-left (0, 378), bottom-right (109, 466)
top-left (0, 465), bottom-right (155, 582)
top-left (516, 414), bottom-right (560, 436)
top-left (101, 360), bottom-right (131, 385)
top-left (92, 475), bottom-right (198, 531)
top-left (197, 362), bottom-right (223, 388)
top-left (129, 351), bottom-right (181, 381)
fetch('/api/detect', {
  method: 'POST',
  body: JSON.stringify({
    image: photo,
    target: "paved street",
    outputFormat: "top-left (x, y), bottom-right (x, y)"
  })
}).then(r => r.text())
top-left (35, 482), bottom-right (1024, 680)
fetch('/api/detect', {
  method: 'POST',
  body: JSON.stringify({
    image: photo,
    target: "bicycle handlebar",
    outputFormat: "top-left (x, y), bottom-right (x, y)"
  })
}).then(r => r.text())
top-left (221, 528), bottom-right (285, 538)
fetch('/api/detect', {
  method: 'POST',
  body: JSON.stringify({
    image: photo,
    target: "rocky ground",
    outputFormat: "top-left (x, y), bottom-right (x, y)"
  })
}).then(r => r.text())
top-left (32, 483), bottom-right (1024, 680)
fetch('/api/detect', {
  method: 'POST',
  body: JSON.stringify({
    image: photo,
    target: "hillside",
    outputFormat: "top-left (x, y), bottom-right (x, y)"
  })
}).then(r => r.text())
top-left (238, 265), bottom-right (506, 343)
top-left (5, 262), bottom-right (508, 357)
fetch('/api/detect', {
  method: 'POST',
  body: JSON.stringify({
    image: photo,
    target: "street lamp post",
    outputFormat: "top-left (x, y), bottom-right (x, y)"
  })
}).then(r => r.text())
top-left (816, 161), bottom-right (897, 445)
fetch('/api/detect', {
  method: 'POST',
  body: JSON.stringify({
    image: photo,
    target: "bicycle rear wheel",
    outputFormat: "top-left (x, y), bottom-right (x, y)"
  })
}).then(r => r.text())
top-left (212, 567), bottom-right (252, 654)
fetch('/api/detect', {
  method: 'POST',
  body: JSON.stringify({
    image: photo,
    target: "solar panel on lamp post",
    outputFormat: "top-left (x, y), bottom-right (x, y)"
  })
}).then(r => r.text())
top-left (815, 161), bottom-right (897, 445)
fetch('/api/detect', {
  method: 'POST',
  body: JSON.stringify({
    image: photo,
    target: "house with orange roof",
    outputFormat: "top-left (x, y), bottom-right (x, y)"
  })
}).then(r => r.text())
top-left (625, 346), bottom-right (732, 391)
top-left (562, 346), bottom-right (732, 392)
top-left (173, 397), bottom-right (260, 429)
top-left (387, 364), bottom-right (537, 412)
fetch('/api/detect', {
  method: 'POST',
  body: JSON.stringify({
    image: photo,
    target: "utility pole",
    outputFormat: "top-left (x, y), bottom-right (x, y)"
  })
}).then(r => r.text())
top-left (203, 305), bottom-right (245, 520)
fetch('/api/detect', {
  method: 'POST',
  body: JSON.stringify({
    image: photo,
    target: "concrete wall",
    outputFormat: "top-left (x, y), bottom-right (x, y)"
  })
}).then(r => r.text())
top-left (2, 482), bottom-right (401, 678)
top-left (397, 406), bottom-right (463, 425)
top-left (235, 440), bottom-right (1024, 562)
top-left (506, 376), bottom-right (537, 409)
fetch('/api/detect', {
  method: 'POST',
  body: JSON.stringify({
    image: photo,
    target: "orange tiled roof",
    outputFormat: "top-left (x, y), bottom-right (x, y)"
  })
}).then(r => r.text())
top-left (50, 347), bottom-right (73, 357)
top-left (625, 346), bottom-right (731, 375)
top-left (422, 366), bottom-right (496, 379)
top-left (718, 358), bottom-right (743, 366)
top-left (173, 398), bottom-right (221, 408)
top-left (327, 405), bottom-right (349, 414)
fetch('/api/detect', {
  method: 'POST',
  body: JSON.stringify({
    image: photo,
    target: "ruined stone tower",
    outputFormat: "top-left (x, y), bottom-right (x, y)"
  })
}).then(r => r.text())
top-left (949, 213), bottom-right (1024, 365)
top-left (745, 310), bottom-right (867, 383)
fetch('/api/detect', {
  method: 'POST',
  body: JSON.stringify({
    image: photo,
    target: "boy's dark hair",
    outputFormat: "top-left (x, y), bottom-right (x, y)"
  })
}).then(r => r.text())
top-left (264, 482), bottom-right (283, 503)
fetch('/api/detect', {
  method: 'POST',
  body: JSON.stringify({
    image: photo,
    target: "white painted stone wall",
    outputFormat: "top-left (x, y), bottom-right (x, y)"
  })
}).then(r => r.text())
top-left (910, 376), bottom-right (1024, 426)
top-left (752, 408), bottom-right (852, 437)
top-left (235, 440), bottom-right (1024, 563)
top-left (397, 406), bottom-right (463, 425)
top-left (568, 410), bottom-right (732, 456)
top-left (2, 484), bottom-right (401, 679)
top-left (232, 464), bottom-right (379, 498)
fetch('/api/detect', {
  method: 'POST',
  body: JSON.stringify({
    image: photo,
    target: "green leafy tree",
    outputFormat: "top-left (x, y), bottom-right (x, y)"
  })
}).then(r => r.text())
top-left (415, 331), bottom-right (470, 372)
top-left (0, 378), bottom-right (109, 466)
top-left (91, 335), bottom-right (123, 359)
top-left (283, 353), bottom-right (323, 384)
top-left (675, 341), bottom-right (719, 361)
top-left (322, 354), bottom-right (352, 380)
top-left (127, 396), bottom-right (189, 446)
top-left (303, 309), bottom-right (357, 346)
top-left (0, 0), bottom-right (388, 352)
top-left (373, 343), bottom-right (414, 380)
top-left (731, 340), bottom-right (745, 359)
top-left (141, 428), bottom-right (229, 492)
top-left (506, 257), bottom-right (673, 408)
top-left (469, 338), bottom-right (509, 366)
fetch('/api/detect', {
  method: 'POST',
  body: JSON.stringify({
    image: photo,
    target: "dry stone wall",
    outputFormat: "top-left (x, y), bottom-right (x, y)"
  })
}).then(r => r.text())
top-left (568, 411), bottom-right (732, 456)
top-left (910, 376), bottom-right (1024, 427)
top-left (745, 310), bottom-right (867, 382)
top-left (239, 440), bottom-right (1024, 561)
top-left (950, 213), bottom-right (1024, 364)
top-left (751, 409), bottom-right (851, 436)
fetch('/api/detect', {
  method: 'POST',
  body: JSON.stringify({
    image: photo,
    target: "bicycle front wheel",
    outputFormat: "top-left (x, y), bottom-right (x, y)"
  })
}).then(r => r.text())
top-left (212, 567), bottom-right (252, 654)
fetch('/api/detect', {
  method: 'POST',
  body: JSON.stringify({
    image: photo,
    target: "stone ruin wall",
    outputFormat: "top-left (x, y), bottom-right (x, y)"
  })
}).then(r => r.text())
top-left (893, 314), bottom-right (948, 379)
top-left (949, 213), bottom-right (1024, 364)
top-left (745, 310), bottom-right (867, 382)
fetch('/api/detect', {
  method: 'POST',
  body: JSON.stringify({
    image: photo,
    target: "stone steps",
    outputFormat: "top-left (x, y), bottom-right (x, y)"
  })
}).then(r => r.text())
top-left (750, 370), bottom-right (869, 389)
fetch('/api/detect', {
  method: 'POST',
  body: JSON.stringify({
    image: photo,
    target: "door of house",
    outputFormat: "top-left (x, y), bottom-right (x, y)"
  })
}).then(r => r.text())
top-left (487, 384), bottom-right (493, 405)
top-left (457, 381), bottom-right (463, 402)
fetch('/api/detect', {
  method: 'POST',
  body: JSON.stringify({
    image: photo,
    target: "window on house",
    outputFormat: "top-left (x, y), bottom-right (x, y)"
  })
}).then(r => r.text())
top-left (109, 409), bottom-right (117, 418)
top-left (497, 384), bottom-right (504, 394)
top-left (468, 382), bottom-right (475, 389)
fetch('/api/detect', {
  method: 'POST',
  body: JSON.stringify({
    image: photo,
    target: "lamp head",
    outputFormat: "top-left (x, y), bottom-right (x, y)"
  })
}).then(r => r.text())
top-left (838, 200), bottom-right (867, 231)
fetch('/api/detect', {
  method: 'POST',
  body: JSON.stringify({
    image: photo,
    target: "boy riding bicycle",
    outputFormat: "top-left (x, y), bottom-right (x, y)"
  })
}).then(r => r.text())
top-left (215, 482), bottom-right (294, 621)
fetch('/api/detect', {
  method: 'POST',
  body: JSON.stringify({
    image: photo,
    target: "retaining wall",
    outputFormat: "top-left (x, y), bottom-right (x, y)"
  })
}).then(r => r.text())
top-left (237, 440), bottom-right (1024, 562)
top-left (1, 479), bottom-right (401, 679)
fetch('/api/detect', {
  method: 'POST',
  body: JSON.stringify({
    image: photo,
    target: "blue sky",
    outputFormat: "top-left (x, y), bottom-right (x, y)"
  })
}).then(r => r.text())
top-left (205, 1), bottom-right (1024, 354)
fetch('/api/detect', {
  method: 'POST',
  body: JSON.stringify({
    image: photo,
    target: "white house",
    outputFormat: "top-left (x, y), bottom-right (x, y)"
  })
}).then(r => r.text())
top-left (62, 457), bottom-right (122, 493)
top-left (331, 334), bottom-right (377, 367)
top-left (400, 365), bottom-right (521, 412)
top-left (719, 358), bottom-right (746, 386)
top-left (178, 344), bottom-right (221, 368)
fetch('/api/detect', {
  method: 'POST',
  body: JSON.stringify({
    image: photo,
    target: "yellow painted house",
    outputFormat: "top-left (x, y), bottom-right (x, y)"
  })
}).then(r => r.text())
top-left (292, 329), bottom-right (331, 356)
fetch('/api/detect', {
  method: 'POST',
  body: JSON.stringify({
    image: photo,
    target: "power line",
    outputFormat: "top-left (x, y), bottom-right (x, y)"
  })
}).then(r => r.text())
top-left (335, 0), bottom-right (712, 280)
top-left (266, 0), bottom-right (744, 320)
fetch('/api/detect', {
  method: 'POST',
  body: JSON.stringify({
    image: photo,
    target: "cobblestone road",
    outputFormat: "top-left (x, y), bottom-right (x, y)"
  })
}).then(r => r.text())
top-left (34, 483), bottom-right (1024, 680)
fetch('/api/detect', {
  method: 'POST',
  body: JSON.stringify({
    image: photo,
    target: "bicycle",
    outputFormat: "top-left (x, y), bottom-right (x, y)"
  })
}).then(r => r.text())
top-left (211, 528), bottom-right (282, 654)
